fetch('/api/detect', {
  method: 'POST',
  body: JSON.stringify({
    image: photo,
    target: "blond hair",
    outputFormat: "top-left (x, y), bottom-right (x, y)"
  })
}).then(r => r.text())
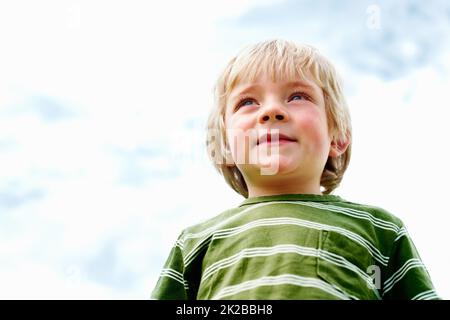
top-left (206, 39), bottom-right (352, 198)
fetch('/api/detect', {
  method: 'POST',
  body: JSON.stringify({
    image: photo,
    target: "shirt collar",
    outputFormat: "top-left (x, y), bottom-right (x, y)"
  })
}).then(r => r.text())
top-left (239, 193), bottom-right (344, 207)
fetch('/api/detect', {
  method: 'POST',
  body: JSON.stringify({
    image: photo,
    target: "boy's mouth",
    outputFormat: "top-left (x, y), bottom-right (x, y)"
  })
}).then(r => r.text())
top-left (257, 132), bottom-right (297, 145)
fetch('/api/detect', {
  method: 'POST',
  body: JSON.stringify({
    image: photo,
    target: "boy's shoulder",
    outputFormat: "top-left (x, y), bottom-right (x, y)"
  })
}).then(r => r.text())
top-left (181, 205), bottom-right (244, 236)
top-left (336, 197), bottom-right (405, 228)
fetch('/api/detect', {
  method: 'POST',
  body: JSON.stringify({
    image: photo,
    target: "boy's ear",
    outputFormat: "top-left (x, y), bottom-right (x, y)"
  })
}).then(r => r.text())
top-left (329, 136), bottom-right (350, 158)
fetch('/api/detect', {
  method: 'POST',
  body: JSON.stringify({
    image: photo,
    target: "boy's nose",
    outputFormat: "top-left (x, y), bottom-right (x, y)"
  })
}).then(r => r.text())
top-left (258, 104), bottom-right (289, 123)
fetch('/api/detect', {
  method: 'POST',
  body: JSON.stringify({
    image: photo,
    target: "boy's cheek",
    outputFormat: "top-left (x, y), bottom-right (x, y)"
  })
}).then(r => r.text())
top-left (297, 117), bottom-right (330, 147)
top-left (227, 116), bottom-right (253, 130)
top-left (226, 130), bottom-right (255, 165)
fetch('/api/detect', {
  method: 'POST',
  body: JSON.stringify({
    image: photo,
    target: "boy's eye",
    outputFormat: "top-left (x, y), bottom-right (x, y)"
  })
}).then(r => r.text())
top-left (237, 98), bottom-right (256, 108)
top-left (289, 92), bottom-right (310, 101)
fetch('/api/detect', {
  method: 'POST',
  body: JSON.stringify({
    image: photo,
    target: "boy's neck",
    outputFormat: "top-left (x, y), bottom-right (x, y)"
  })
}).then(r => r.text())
top-left (246, 179), bottom-right (322, 198)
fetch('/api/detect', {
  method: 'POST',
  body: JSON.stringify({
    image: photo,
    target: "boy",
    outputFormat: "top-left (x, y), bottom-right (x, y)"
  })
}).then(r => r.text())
top-left (151, 39), bottom-right (439, 300)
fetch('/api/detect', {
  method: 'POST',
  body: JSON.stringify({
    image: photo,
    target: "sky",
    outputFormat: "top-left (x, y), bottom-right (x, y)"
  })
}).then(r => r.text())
top-left (0, 0), bottom-right (449, 299)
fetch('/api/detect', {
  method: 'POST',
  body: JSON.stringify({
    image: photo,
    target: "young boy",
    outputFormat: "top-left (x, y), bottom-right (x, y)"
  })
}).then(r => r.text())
top-left (151, 39), bottom-right (439, 300)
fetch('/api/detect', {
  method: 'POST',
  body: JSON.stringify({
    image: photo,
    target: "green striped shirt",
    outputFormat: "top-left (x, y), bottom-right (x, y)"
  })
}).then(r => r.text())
top-left (151, 194), bottom-right (439, 300)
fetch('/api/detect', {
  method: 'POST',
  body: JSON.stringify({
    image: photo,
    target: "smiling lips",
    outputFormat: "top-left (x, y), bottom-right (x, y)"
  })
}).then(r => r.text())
top-left (257, 132), bottom-right (297, 145)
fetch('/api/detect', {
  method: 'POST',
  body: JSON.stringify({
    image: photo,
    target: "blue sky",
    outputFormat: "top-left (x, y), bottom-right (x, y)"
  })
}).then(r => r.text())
top-left (1, 0), bottom-right (449, 299)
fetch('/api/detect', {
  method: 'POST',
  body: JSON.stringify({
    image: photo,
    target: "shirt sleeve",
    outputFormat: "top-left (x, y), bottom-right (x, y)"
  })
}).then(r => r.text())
top-left (381, 224), bottom-right (440, 300)
top-left (151, 235), bottom-right (189, 300)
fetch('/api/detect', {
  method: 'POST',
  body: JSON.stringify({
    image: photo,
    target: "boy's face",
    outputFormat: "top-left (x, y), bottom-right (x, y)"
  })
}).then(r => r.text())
top-left (224, 73), bottom-right (335, 196)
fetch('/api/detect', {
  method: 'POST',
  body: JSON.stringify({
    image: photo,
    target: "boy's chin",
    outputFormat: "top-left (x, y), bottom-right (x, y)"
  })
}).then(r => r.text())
top-left (248, 156), bottom-right (299, 176)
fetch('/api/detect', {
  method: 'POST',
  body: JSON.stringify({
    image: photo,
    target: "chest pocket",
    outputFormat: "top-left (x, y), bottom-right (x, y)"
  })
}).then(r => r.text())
top-left (317, 229), bottom-right (380, 300)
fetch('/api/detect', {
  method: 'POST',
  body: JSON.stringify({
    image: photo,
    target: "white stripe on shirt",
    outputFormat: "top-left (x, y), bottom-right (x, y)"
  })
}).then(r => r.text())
top-left (200, 244), bottom-right (380, 298)
top-left (184, 217), bottom-right (389, 267)
top-left (212, 274), bottom-right (356, 300)
top-left (383, 259), bottom-right (424, 295)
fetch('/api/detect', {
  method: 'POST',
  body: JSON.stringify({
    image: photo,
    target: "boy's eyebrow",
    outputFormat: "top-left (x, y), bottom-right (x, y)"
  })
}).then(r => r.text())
top-left (229, 84), bottom-right (262, 100)
top-left (285, 80), bottom-right (318, 92)
top-left (230, 80), bottom-right (319, 101)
